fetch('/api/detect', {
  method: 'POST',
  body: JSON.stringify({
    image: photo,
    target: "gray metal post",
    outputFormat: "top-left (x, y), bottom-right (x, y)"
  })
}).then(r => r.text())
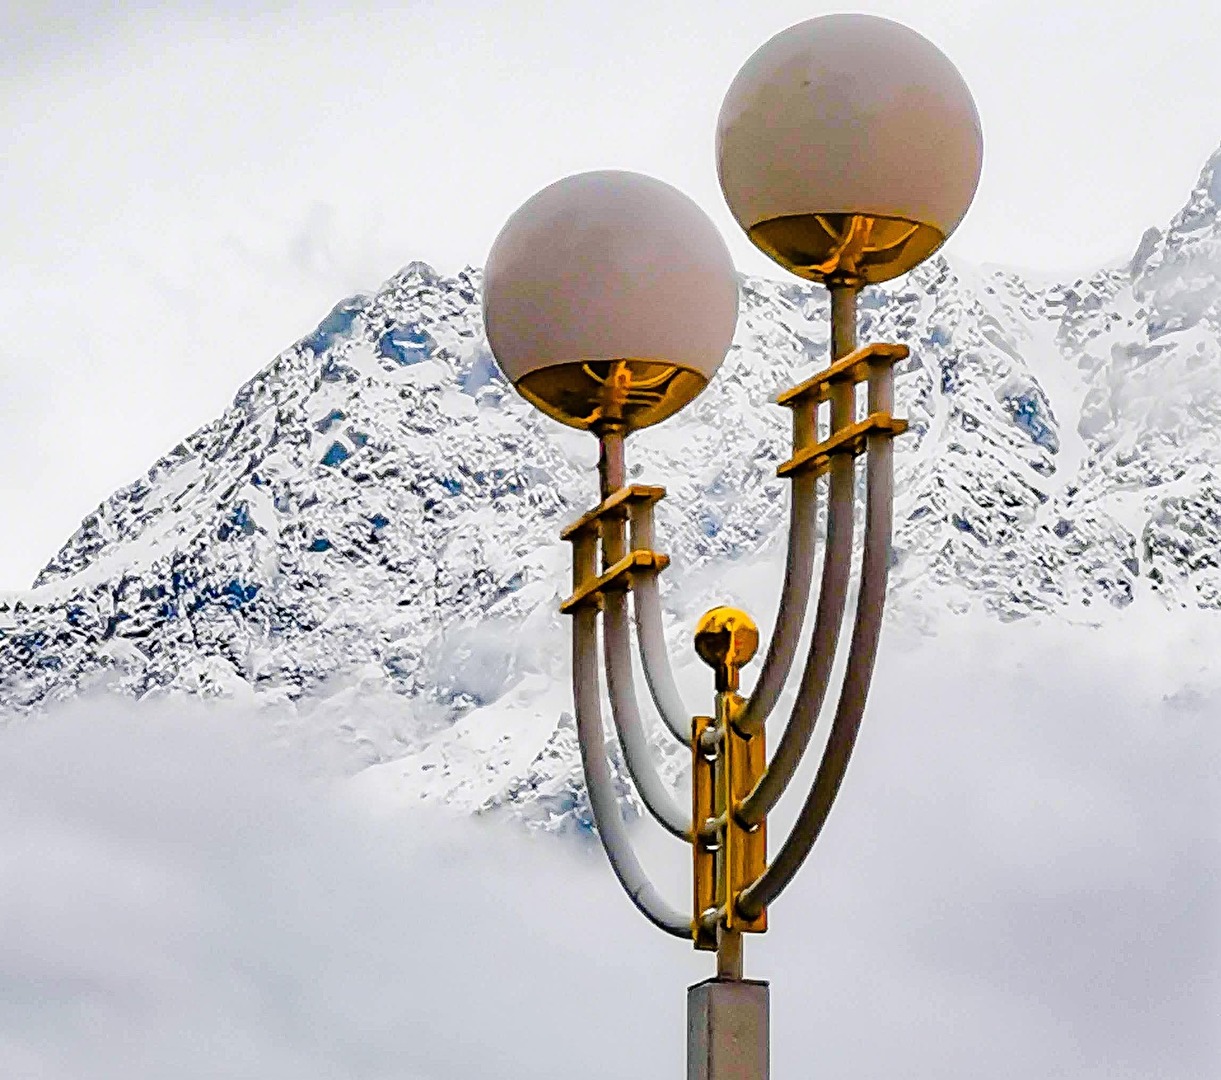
top-left (687, 978), bottom-right (770, 1080)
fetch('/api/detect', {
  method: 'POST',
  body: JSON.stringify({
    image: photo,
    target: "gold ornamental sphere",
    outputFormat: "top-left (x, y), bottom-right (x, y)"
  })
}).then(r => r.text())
top-left (694, 607), bottom-right (760, 673)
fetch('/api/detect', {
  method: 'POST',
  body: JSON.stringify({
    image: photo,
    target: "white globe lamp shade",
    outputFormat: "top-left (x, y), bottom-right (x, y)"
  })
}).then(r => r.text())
top-left (717, 14), bottom-right (983, 285)
top-left (483, 170), bottom-right (739, 432)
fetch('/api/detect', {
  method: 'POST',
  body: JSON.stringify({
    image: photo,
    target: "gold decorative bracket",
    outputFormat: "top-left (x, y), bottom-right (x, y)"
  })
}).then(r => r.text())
top-left (559, 484), bottom-right (670, 613)
top-left (777, 412), bottom-right (908, 478)
top-left (692, 608), bottom-right (767, 949)
top-left (559, 550), bottom-right (670, 613)
top-left (774, 341), bottom-right (910, 478)
top-left (691, 714), bottom-right (718, 951)
top-left (721, 693), bottom-right (767, 935)
top-left (775, 342), bottom-right (908, 407)
top-left (560, 484), bottom-right (665, 541)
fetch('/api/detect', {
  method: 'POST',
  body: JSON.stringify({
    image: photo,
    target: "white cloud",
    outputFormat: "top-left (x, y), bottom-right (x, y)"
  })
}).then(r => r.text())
top-left (0, 609), bottom-right (1215, 1078)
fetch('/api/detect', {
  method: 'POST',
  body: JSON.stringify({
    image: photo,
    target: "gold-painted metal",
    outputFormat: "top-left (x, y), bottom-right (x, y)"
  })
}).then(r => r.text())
top-left (517, 358), bottom-right (708, 432)
top-left (776, 412), bottom-right (908, 478)
top-left (570, 531), bottom-right (599, 599)
top-left (691, 610), bottom-right (767, 945)
top-left (560, 484), bottom-right (665, 541)
top-left (560, 484), bottom-right (671, 611)
top-left (775, 343), bottom-right (909, 407)
top-left (559, 549), bottom-right (670, 614)
top-left (773, 340), bottom-right (909, 477)
top-left (691, 713), bottom-right (718, 951)
top-left (747, 212), bottom-right (944, 286)
top-left (549, 314), bottom-right (912, 961)
top-left (720, 691), bottom-right (767, 935)
top-left (694, 607), bottom-right (760, 693)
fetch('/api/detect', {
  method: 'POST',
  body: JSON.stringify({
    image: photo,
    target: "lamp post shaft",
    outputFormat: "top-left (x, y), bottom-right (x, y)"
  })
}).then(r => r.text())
top-left (830, 282), bottom-right (859, 360)
top-left (716, 926), bottom-right (743, 980)
top-left (599, 423), bottom-right (627, 500)
top-left (687, 280), bottom-right (859, 1080)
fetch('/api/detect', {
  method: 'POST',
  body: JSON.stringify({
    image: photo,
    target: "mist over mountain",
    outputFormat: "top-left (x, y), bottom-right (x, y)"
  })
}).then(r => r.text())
top-left (3, 148), bottom-right (1220, 825)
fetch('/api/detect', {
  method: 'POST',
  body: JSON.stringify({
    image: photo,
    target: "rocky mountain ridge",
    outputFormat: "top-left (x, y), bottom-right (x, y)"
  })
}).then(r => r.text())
top-left (3, 149), bottom-right (1219, 819)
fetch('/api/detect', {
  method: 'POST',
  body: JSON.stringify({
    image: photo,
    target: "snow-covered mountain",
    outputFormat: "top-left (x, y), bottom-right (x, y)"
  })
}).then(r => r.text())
top-left (3, 150), bottom-right (1220, 823)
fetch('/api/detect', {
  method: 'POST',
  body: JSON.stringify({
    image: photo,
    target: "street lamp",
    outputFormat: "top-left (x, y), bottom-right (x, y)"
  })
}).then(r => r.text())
top-left (483, 14), bottom-right (981, 1079)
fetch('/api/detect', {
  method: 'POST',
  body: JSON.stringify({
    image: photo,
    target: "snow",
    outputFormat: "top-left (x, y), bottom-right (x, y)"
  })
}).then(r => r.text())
top-left (1, 150), bottom-right (1220, 833)
top-left (0, 137), bottom-right (1219, 1068)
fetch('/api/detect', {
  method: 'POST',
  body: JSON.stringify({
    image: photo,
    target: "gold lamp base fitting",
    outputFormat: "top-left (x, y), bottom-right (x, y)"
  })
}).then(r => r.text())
top-left (516, 359), bottom-right (708, 432)
top-left (747, 211), bottom-right (944, 285)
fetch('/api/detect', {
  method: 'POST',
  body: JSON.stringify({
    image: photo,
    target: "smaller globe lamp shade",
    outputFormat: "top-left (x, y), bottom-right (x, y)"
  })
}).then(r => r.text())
top-left (483, 170), bottom-right (739, 432)
top-left (717, 14), bottom-right (983, 286)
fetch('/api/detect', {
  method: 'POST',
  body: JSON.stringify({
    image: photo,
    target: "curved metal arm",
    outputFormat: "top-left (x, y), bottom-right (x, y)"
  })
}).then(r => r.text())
top-left (737, 364), bottom-right (895, 920)
top-left (603, 587), bottom-right (691, 839)
top-left (736, 468), bottom-right (818, 733)
top-left (593, 428), bottom-right (689, 833)
top-left (572, 605), bottom-right (691, 937)
top-left (736, 430), bottom-right (856, 827)
top-left (628, 499), bottom-right (692, 744)
top-left (737, 284), bottom-right (860, 826)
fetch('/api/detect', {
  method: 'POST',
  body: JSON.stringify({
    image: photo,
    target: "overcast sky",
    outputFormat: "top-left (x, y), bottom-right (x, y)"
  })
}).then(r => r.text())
top-left (4, 1), bottom-right (1221, 588)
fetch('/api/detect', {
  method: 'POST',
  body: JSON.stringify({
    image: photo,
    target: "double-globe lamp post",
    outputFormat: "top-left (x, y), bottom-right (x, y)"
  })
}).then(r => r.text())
top-left (482, 15), bottom-right (982, 1080)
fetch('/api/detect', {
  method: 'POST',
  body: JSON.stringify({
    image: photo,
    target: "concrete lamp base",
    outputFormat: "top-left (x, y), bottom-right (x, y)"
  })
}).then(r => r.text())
top-left (687, 978), bottom-right (770, 1080)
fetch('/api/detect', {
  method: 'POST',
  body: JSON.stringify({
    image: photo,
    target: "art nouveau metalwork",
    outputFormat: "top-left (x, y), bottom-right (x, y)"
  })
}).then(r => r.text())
top-left (481, 13), bottom-right (982, 1077)
top-left (553, 289), bottom-right (910, 967)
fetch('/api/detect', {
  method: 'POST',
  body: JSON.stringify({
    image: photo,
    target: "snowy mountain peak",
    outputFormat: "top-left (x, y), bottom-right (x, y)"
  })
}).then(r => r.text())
top-left (2, 147), bottom-right (1219, 825)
